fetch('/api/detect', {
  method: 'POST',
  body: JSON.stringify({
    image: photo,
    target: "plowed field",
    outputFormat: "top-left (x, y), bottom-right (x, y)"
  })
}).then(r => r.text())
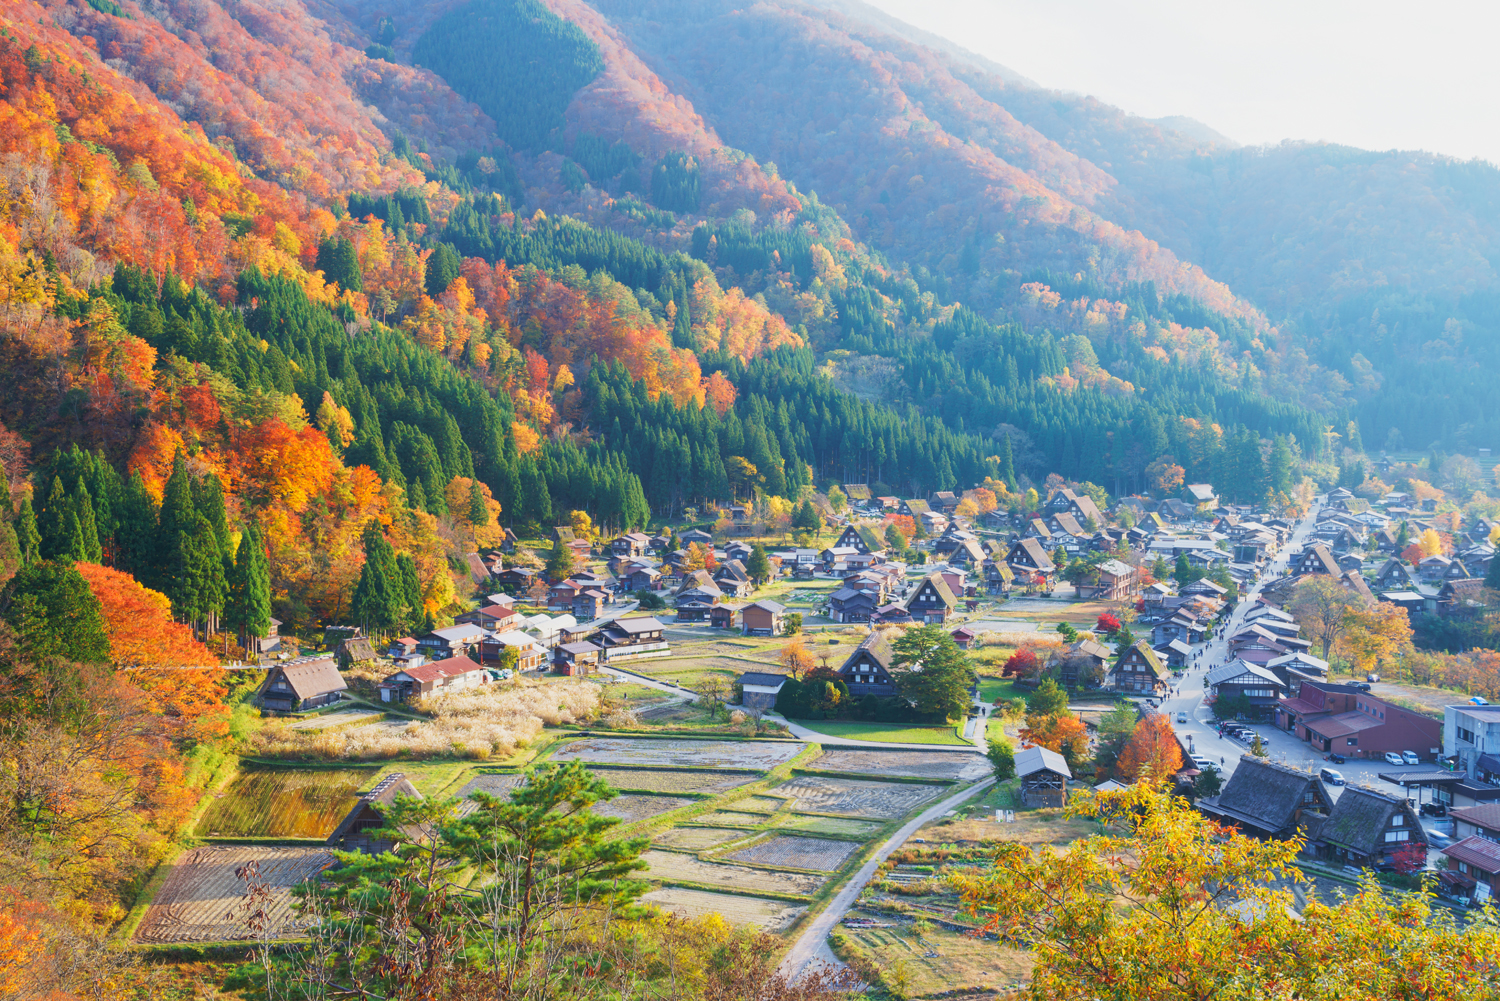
top-left (552, 738), bottom-right (803, 769)
top-left (134, 846), bottom-right (334, 943)
top-left (582, 768), bottom-right (759, 794)
top-left (725, 835), bottom-right (859, 872)
top-left (642, 888), bottom-right (806, 932)
top-left (772, 776), bottom-right (944, 819)
top-left (196, 768), bottom-right (375, 839)
top-left (641, 850), bottom-right (825, 895)
top-left (812, 749), bottom-right (989, 782)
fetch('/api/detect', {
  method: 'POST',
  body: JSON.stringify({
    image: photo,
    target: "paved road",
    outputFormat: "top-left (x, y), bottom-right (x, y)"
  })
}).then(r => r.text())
top-left (777, 777), bottom-right (996, 983)
top-left (1159, 499), bottom-right (1436, 803)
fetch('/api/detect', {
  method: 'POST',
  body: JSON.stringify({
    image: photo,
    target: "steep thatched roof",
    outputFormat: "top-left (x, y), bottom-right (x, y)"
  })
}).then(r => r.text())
top-left (1317, 786), bottom-right (1423, 856)
top-left (1199, 756), bottom-right (1328, 835)
top-left (327, 773), bottom-right (424, 845)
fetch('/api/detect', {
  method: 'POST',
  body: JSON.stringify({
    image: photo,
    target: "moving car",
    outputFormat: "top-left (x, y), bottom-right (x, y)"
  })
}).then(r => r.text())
top-left (1425, 830), bottom-right (1454, 848)
top-left (1420, 802), bottom-right (1448, 817)
top-left (1177, 711), bottom-right (1188, 724)
top-left (1191, 755), bottom-right (1217, 771)
top-left (1319, 768), bottom-right (1346, 786)
top-left (1401, 750), bottom-right (1421, 766)
top-left (1384, 751), bottom-right (1405, 766)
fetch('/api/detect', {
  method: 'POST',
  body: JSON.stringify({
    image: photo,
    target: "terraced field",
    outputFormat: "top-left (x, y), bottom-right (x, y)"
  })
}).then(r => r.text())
top-left (723, 795), bottom-right (786, 814)
top-left (593, 794), bottom-right (693, 823)
top-left (135, 846), bottom-right (335, 943)
top-left (725, 835), bottom-right (860, 872)
top-left (653, 827), bottom-right (754, 850)
top-left (641, 888), bottom-right (806, 932)
top-left (457, 773), bottom-right (526, 800)
top-left (197, 767), bottom-right (376, 839)
top-left (640, 850), bottom-right (826, 895)
top-left (583, 767), bottom-right (760, 794)
top-left (774, 815), bottom-right (884, 836)
top-left (692, 811), bottom-right (770, 827)
top-left (812, 749), bottom-right (991, 782)
top-left (552, 738), bottom-right (804, 769)
top-left (772, 776), bottom-right (946, 819)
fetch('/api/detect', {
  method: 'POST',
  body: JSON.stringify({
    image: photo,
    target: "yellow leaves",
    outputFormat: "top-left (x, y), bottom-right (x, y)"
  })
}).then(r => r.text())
top-left (1418, 527), bottom-right (1445, 557)
top-left (511, 421), bottom-right (541, 455)
top-left (1338, 602), bottom-right (1414, 672)
top-left (314, 391), bottom-right (354, 448)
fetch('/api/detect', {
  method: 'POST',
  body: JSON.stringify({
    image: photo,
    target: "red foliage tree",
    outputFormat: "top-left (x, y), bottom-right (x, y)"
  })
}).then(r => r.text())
top-left (1001, 648), bottom-right (1040, 679)
top-left (1096, 612), bottom-right (1122, 635)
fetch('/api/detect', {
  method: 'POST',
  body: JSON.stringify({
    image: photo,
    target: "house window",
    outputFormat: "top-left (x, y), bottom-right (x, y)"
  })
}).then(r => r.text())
top-left (1346, 738), bottom-right (1358, 747)
top-left (1459, 862), bottom-right (1470, 874)
top-left (1390, 814), bottom-right (1403, 827)
top-left (1458, 725), bottom-right (1478, 744)
top-left (1383, 830), bottom-right (1409, 843)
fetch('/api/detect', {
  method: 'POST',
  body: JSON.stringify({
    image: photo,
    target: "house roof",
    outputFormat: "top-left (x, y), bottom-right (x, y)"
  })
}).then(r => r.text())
top-left (843, 483), bottom-right (872, 500)
top-left (1184, 483), bottom-right (1217, 503)
top-left (1015, 745), bottom-right (1072, 779)
top-left (1072, 639), bottom-right (1113, 661)
top-left (1124, 641), bottom-right (1171, 680)
top-left (1096, 559), bottom-right (1134, 578)
top-left (327, 773), bottom-right (423, 845)
top-left (1266, 652), bottom-right (1330, 672)
top-left (739, 671), bottom-right (787, 689)
top-left (1303, 710), bottom-right (1385, 739)
top-left (388, 655), bottom-right (486, 685)
top-left (841, 630), bottom-right (895, 672)
top-left (903, 498), bottom-right (931, 514)
top-left (271, 658), bottom-right (347, 700)
top-left (1206, 659), bottom-right (1285, 689)
top-left (339, 637), bottom-right (378, 662)
top-left (1443, 835), bottom-right (1500, 874)
top-left (746, 599), bottom-right (786, 615)
top-left (1317, 786), bottom-right (1422, 855)
top-left (1203, 756), bottom-right (1324, 833)
top-left (1052, 512), bottom-right (1085, 537)
top-left (429, 623), bottom-right (488, 643)
top-left (906, 572), bottom-right (958, 611)
top-left (557, 641), bottom-right (602, 656)
top-left (1450, 803), bottom-right (1500, 831)
top-left (609, 616), bottom-right (665, 634)
top-left (1009, 538), bottom-right (1056, 572)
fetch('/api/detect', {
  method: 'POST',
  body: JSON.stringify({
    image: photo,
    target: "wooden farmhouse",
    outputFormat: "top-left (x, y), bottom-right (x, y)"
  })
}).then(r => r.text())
top-left (327, 773), bottom-right (424, 854)
top-left (1015, 745), bottom-right (1071, 807)
top-left (835, 630), bottom-right (899, 697)
top-left (1197, 756), bottom-right (1333, 839)
top-left (257, 658), bottom-right (347, 712)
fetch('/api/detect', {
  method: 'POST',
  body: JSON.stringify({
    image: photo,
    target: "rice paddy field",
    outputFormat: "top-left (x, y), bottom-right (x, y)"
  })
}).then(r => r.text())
top-left (157, 731), bottom-right (992, 966)
top-left (196, 767), bottom-right (377, 839)
top-left (134, 846), bottom-right (336, 943)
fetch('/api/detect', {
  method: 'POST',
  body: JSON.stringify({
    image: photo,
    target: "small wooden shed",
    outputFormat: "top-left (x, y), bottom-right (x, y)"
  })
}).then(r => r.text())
top-left (1015, 745), bottom-right (1072, 808)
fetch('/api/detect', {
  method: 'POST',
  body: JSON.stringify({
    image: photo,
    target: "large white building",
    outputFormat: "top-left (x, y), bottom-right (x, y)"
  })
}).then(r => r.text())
top-left (1445, 703), bottom-right (1500, 784)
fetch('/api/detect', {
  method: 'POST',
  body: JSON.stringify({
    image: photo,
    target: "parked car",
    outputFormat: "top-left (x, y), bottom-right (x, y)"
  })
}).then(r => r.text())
top-left (1366, 673), bottom-right (1380, 683)
top-left (1192, 756), bottom-right (1217, 771)
top-left (1351, 682), bottom-right (1372, 692)
top-left (1420, 802), bottom-right (1448, 817)
top-left (1384, 751), bottom-right (1405, 766)
top-left (1401, 750), bottom-right (1421, 766)
top-left (1326, 752), bottom-right (1346, 764)
top-left (1320, 768), bottom-right (1346, 786)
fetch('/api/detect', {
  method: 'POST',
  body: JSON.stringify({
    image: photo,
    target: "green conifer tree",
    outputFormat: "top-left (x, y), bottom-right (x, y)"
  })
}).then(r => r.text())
top-left (999, 433), bottom-right (1017, 490)
top-left (15, 496), bottom-right (39, 566)
top-left (397, 552), bottom-right (424, 635)
top-left (226, 527), bottom-right (272, 648)
top-left (37, 477), bottom-right (70, 560)
top-left (352, 521), bottom-right (403, 636)
top-left (72, 479), bottom-right (103, 563)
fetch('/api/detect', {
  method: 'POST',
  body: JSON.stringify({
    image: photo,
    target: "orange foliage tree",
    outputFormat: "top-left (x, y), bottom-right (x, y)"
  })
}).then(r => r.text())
top-left (1116, 714), bottom-right (1184, 782)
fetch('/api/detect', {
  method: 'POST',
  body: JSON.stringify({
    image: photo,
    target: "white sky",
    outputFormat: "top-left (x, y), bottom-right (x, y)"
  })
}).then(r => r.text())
top-left (867, 0), bottom-right (1500, 164)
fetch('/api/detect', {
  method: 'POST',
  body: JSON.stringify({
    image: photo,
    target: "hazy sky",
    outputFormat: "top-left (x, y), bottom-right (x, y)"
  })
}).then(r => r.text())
top-left (867, 0), bottom-right (1499, 164)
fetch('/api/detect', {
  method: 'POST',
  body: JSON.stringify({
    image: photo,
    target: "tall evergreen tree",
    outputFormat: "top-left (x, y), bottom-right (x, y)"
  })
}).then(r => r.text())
top-left (1, 559), bottom-right (111, 665)
top-left (37, 477), bottom-right (69, 560)
top-left (999, 433), bottom-right (1017, 490)
top-left (171, 513), bottom-right (228, 635)
top-left (396, 552), bottom-right (424, 635)
top-left (546, 540), bottom-right (576, 582)
top-left (71, 479), bottom-right (103, 563)
top-left (114, 471), bottom-right (159, 579)
top-left (352, 521), bottom-right (403, 635)
top-left (467, 478), bottom-right (488, 527)
top-left (226, 527), bottom-right (272, 647)
top-left (15, 496), bottom-right (39, 567)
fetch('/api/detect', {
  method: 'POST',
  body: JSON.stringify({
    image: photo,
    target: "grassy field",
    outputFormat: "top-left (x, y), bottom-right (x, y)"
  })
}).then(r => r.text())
top-left (977, 677), bottom-right (1024, 704)
top-left (196, 767), bottom-right (376, 839)
top-left (788, 720), bottom-right (972, 745)
top-left (838, 910), bottom-right (1033, 995)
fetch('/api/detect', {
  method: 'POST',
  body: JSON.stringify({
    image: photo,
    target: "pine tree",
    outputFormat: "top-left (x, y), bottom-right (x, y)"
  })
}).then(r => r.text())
top-left (999, 433), bottom-right (1017, 490)
top-left (352, 522), bottom-right (403, 636)
top-left (546, 540), bottom-right (576, 582)
top-left (114, 471), bottom-right (158, 579)
top-left (746, 543), bottom-right (772, 586)
top-left (1485, 550), bottom-right (1500, 592)
top-left (468, 478), bottom-right (488, 527)
top-left (37, 477), bottom-right (69, 560)
top-left (15, 496), bottom-right (39, 566)
top-left (171, 513), bottom-right (227, 635)
top-left (72, 479), bottom-right (102, 563)
top-left (0, 518), bottom-right (19, 584)
top-left (193, 472), bottom-right (232, 559)
top-left (397, 553), bottom-right (424, 635)
top-left (226, 527), bottom-right (272, 647)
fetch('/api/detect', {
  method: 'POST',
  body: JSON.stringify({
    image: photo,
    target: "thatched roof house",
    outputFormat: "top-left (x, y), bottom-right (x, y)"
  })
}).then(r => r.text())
top-left (1197, 756), bottom-right (1332, 839)
top-left (328, 773), bottom-right (424, 853)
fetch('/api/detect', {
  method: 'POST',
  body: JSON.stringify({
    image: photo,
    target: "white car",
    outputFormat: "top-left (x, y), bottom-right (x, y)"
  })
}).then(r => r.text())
top-left (1384, 752), bottom-right (1405, 766)
top-left (1401, 750), bottom-right (1421, 766)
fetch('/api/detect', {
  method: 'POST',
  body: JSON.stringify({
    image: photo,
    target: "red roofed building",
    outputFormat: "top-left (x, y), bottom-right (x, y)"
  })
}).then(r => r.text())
top-left (379, 655), bottom-right (491, 703)
top-left (1441, 836), bottom-right (1500, 902)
